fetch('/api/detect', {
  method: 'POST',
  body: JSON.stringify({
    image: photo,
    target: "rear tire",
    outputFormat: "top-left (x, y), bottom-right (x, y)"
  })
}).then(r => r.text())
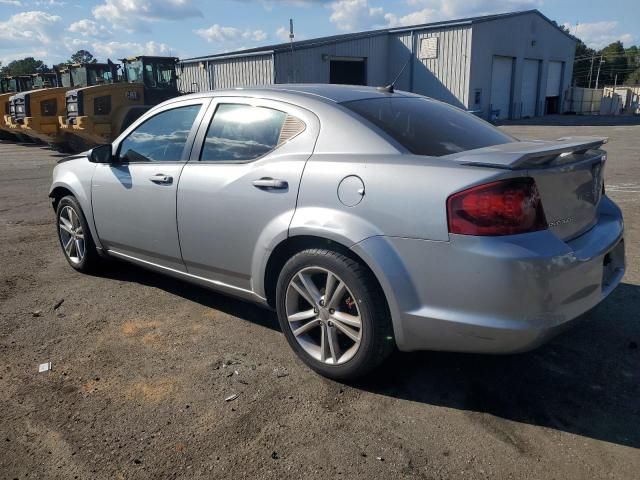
top-left (276, 248), bottom-right (395, 381)
top-left (56, 196), bottom-right (100, 273)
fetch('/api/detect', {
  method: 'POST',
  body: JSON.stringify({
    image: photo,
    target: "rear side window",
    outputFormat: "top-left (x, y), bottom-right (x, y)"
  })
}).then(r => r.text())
top-left (342, 97), bottom-right (515, 157)
top-left (200, 104), bottom-right (292, 162)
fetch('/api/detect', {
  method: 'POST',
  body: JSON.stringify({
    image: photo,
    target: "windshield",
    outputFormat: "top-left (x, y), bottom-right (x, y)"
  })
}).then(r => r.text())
top-left (125, 60), bottom-right (143, 83)
top-left (341, 97), bottom-right (515, 157)
top-left (87, 66), bottom-right (113, 85)
top-left (61, 72), bottom-right (72, 88)
top-left (0, 79), bottom-right (8, 93)
top-left (33, 74), bottom-right (57, 88)
top-left (71, 68), bottom-right (87, 87)
top-left (143, 61), bottom-right (176, 89)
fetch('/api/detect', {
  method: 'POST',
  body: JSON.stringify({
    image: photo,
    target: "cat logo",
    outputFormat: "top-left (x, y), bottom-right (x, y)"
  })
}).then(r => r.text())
top-left (126, 91), bottom-right (139, 100)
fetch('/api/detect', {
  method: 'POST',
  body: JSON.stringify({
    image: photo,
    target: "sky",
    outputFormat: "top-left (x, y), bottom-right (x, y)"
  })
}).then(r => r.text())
top-left (0, 0), bottom-right (638, 66)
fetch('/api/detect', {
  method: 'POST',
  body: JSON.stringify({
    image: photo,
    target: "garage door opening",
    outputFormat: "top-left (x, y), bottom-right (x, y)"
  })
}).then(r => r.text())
top-left (545, 61), bottom-right (563, 115)
top-left (330, 58), bottom-right (366, 86)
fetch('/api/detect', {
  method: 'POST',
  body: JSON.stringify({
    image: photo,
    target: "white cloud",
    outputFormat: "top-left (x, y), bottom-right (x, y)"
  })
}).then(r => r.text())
top-left (329, 0), bottom-right (387, 31)
top-left (68, 19), bottom-right (112, 39)
top-left (195, 24), bottom-right (268, 43)
top-left (0, 0), bottom-right (22, 6)
top-left (92, 0), bottom-right (202, 31)
top-left (566, 21), bottom-right (635, 49)
top-left (330, 0), bottom-right (544, 30)
top-left (35, 0), bottom-right (66, 6)
top-left (276, 26), bottom-right (290, 41)
top-left (93, 40), bottom-right (173, 58)
top-left (0, 10), bottom-right (61, 47)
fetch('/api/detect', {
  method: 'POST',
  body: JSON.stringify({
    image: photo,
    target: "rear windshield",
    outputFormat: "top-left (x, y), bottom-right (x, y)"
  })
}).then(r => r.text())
top-left (342, 97), bottom-right (515, 157)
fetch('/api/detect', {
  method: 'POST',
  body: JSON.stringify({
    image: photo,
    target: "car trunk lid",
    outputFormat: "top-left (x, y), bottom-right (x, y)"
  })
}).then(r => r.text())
top-left (449, 137), bottom-right (607, 240)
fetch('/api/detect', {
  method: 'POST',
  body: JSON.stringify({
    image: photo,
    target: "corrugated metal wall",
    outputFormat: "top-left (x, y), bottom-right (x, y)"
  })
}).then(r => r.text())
top-left (387, 32), bottom-right (413, 91)
top-left (273, 34), bottom-right (389, 85)
top-left (209, 54), bottom-right (274, 89)
top-left (178, 53), bottom-right (274, 92)
top-left (387, 25), bottom-right (471, 108)
top-left (179, 26), bottom-right (471, 107)
top-left (177, 61), bottom-right (210, 93)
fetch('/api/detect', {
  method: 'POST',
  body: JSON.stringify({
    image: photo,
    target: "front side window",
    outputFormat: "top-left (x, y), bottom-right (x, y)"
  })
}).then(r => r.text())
top-left (200, 104), bottom-right (288, 162)
top-left (118, 104), bottom-right (201, 162)
top-left (341, 97), bottom-right (515, 157)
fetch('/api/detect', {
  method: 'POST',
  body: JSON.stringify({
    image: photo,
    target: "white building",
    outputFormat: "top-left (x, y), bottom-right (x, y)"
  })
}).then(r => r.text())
top-left (178, 10), bottom-right (576, 120)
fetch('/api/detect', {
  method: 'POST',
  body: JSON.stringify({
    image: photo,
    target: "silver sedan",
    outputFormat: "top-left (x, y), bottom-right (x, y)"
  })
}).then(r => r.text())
top-left (50, 85), bottom-right (625, 380)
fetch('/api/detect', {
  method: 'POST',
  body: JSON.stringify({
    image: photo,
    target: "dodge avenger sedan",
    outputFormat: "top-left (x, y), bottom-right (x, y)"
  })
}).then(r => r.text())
top-left (50, 84), bottom-right (625, 380)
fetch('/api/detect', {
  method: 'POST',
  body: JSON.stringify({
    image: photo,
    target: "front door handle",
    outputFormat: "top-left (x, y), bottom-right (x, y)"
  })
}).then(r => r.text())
top-left (149, 174), bottom-right (173, 184)
top-left (252, 178), bottom-right (288, 190)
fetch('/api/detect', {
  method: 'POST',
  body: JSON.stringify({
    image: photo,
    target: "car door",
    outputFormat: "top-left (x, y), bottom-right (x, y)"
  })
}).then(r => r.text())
top-left (91, 98), bottom-right (209, 271)
top-left (177, 97), bottom-right (319, 295)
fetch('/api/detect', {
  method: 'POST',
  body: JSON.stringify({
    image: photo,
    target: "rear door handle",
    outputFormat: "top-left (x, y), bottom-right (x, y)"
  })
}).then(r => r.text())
top-left (252, 178), bottom-right (288, 190)
top-left (149, 174), bottom-right (173, 184)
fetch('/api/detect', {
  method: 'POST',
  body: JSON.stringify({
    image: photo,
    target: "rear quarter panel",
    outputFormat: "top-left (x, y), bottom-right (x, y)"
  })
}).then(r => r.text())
top-left (291, 154), bottom-right (512, 243)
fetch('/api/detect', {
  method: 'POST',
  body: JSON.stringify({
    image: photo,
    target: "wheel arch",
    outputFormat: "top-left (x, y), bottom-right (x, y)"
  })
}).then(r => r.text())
top-left (262, 234), bottom-right (408, 340)
top-left (49, 185), bottom-right (74, 211)
top-left (49, 176), bottom-right (104, 251)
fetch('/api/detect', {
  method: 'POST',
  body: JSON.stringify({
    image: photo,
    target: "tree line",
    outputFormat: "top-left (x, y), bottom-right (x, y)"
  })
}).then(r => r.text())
top-left (573, 40), bottom-right (640, 88)
top-left (0, 50), bottom-right (98, 76)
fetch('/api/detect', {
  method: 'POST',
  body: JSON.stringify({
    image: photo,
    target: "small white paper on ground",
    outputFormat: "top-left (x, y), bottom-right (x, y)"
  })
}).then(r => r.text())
top-left (38, 362), bottom-right (52, 373)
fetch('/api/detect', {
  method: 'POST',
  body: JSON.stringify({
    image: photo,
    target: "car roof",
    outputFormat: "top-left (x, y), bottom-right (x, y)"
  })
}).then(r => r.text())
top-left (178, 83), bottom-right (420, 107)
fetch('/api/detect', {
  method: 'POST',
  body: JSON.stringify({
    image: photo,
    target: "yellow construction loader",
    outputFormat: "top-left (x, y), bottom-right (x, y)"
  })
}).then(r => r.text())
top-left (6, 71), bottom-right (68, 144)
top-left (59, 56), bottom-right (180, 152)
top-left (7, 65), bottom-right (114, 149)
top-left (1, 75), bottom-right (33, 140)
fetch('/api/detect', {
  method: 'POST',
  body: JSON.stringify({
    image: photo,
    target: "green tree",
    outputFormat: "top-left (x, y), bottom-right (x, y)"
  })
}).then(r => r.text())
top-left (2, 57), bottom-right (49, 75)
top-left (572, 40), bottom-right (597, 88)
top-left (624, 67), bottom-right (640, 85)
top-left (597, 41), bottom-right (628, 87)
top-left (69, 49), bottom-right (98, 64)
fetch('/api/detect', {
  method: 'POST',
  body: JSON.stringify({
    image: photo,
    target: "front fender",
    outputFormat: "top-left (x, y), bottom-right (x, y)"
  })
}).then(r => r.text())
top-left (50, 160), bottom-right (102, 250)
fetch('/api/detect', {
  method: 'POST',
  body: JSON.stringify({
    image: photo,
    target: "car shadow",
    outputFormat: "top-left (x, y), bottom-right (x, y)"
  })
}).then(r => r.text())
top-left (96, 259), bottom-right (280, 333)
top-left (95, 259), bottom-right (639, 449)
top-left (355, 282), bottom-right (640, 450)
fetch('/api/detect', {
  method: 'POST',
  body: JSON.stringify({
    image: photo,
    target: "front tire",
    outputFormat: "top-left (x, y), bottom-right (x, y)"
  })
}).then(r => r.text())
top-left (276, 249), bottom-right (394, 381)
top-left (56, 196), bottom-right (100, 273)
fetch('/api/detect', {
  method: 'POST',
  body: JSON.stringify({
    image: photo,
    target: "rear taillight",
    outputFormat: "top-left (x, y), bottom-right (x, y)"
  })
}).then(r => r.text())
top-left (447, 177), bottom-right (548, 236)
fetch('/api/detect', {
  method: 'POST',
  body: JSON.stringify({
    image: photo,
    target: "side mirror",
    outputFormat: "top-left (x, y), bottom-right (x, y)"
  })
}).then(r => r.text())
top-left (89, 144), bottom-right (113, 163)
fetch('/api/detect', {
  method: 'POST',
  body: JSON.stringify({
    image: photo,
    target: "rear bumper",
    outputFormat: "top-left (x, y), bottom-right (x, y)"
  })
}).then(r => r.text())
top-left (353, 196), bottom-right (625, 353)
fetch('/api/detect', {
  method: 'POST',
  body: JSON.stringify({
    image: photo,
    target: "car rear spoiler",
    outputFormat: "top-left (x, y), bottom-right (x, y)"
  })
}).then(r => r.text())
top-left (451, 136), bottom-right (608, 170)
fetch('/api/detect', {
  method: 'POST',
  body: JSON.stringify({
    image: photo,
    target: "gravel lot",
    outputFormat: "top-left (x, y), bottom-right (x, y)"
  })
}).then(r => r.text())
top-left (1, 117), bottom-right (639, 479)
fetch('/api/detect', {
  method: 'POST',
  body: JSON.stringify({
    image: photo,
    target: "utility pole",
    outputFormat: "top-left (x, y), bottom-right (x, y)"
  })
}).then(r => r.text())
top-left (595, 56), bottom-right (604, 89)
top-left (289, 18), bottom-right (295, 83)
top-left (588, 55), bottom-right (594, 88)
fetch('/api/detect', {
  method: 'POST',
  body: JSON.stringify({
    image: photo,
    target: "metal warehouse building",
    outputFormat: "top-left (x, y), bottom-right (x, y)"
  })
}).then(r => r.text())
top-left (178, 10), bottom-right (576, 120)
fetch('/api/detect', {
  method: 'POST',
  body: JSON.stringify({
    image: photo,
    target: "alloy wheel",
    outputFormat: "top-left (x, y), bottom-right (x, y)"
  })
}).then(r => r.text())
top-left (58, 205), bottom-right (85, 265)
top-left (285, 266), bottom-right (362, 365)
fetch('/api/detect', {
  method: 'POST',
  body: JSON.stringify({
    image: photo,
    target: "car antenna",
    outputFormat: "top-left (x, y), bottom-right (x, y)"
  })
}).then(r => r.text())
top-left (378, 53), bottom-right (412, 94)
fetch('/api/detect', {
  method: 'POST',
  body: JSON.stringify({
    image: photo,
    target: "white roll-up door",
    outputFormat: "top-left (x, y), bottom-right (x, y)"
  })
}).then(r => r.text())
top-left (490, 56), bottom-right (513, 120)
top-left (521, 59), bottom-right (540, 117)
top-left (546, 61), bottom-right (563, 97)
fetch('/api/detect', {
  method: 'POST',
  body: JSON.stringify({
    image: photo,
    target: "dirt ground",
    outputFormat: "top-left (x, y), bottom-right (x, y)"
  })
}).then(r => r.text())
top-left (1, 117), bottom-right (639, 479)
